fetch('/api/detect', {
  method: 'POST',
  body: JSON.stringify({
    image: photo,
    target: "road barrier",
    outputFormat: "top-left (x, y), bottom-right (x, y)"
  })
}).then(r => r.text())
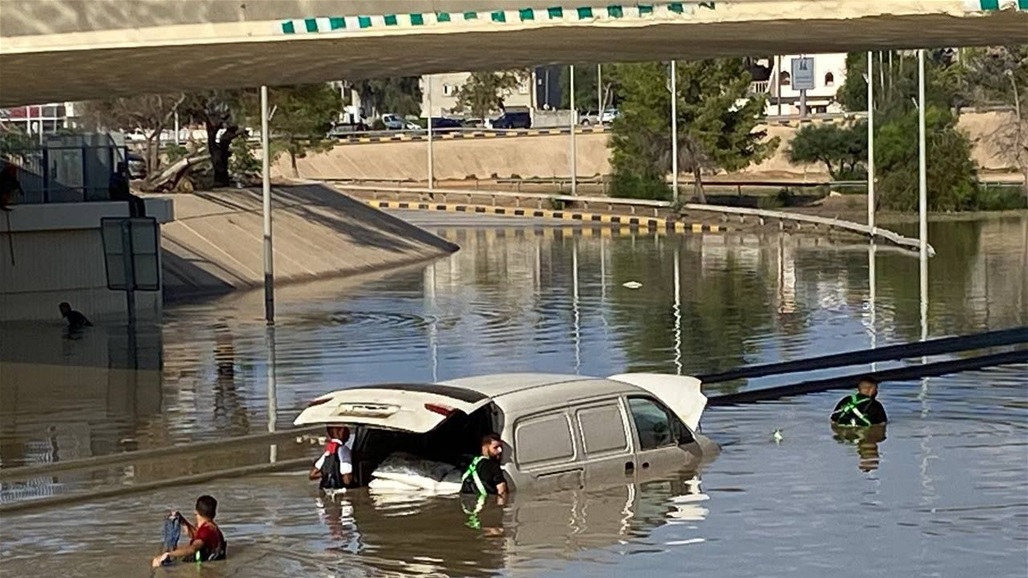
top-left (699, 327), bottom-right (1028, 384)
top-left (325, 183), bottom-right (933, 254)
top-left (708, 349), bottom-right (1028, 406)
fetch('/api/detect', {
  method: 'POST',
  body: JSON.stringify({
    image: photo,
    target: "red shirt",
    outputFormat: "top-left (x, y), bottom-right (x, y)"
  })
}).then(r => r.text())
top-left (192, 523), bottom-right (226, 561)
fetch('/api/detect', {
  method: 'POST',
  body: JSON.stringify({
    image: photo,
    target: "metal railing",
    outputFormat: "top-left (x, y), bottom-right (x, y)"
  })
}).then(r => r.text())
top-left (327, 182), bottom-right (934, 254)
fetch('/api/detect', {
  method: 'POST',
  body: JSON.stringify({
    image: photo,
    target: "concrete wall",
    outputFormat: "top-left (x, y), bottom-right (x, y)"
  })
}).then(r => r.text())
top-left (283, 111), bottom-right (1021, 181)
top-left (0, 199), bottom-right (173, 322)
top-left (160, 185), bottom-right (457, 300)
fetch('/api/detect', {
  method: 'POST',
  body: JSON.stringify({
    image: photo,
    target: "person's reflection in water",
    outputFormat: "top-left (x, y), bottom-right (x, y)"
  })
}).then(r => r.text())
top-left (459, 494), bottom-right (505, 537)
top-left (212, 323), bottom-right (248, 432)
top-left (315, 493), bottom-right (356, 546)
top-left (832, 423), bottom-right (887, 472)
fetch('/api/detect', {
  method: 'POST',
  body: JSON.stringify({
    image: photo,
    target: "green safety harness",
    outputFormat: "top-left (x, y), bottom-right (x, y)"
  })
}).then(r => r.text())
top-left (832, 393), bottom-right (873, 427)
top-left (461, 456), bottom-right (489, 529)
top-left (462, 456), bottom-right (488, 496)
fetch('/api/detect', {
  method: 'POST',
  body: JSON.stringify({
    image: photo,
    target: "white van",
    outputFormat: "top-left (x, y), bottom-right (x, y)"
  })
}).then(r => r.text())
top-left (294, 373), bottom-right (720, 492)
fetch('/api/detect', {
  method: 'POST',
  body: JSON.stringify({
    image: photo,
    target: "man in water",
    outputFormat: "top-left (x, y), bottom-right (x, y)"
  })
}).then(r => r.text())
top-left (309, 425), bottom-right (354, 490)
top-left (151, 495), bottom-right (227, 567)
top-left (461, 433), bottom-right (508, 500)
top-left (59, 302), bottom-right (92, 329)
top-left (831, 376), bottom-right (887, 427)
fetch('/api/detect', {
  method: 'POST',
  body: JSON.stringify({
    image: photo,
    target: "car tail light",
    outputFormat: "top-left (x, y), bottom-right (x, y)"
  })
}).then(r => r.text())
top-left (424, 403), bottom-right (455, 417)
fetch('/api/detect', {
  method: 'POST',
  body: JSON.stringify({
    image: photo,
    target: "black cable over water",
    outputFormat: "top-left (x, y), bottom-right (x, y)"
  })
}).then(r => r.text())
top-left (708, 349), bottom-right (1028, 406)
top-left (698, 327), bottom-right (1028, 384)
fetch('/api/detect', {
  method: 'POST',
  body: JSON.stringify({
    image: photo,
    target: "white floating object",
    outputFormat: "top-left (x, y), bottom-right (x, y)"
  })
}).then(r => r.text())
top-left (622, 281), bottom-right (643, 289)
top-left (772, 429), bottom-right (783, 443)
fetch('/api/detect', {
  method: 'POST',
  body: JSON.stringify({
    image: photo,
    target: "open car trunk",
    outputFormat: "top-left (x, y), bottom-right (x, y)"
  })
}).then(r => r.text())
top-left (293, 384), bottom-right (500, 486)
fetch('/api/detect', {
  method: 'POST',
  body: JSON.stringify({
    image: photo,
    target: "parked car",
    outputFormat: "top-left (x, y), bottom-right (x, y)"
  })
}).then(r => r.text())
top-left (601, 108), bottom-right (621, 123)
top-left (381, 114), bottom-right (420, 131)
top-left (492, 110), bottom-right (532, 130)
top-left (293, 372), bottom-right (720, 493)
top-left (428, 117), bottom-right (463, 133)
top-left (581, 108), bottom-right (620, 126)
top-left (326, 121), bottom-right (369, 138)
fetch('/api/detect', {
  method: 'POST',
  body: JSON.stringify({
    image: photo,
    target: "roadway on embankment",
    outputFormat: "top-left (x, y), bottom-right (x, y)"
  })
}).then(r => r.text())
top-left (281, 111), bottom-right (1021, 183)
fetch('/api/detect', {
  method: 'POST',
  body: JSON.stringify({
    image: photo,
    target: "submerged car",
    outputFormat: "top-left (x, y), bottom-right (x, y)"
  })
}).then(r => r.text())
top-left (293, 373), bottom-right (720, 493)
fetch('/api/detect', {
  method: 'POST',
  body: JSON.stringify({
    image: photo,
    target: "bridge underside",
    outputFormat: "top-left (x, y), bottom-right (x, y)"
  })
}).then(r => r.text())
top-left (0, 6), bottom-right (1026, 106)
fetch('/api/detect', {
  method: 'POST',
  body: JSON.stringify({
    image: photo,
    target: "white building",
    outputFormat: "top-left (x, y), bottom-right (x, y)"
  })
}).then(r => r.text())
top-left (420, 72), bottom-right (533, 119)
top-left (751, 53), bottom-right (849, 116)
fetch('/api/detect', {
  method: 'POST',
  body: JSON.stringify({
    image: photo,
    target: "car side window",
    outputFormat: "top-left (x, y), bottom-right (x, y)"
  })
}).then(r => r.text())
top-left (627, 396), bottom-right (692, 450)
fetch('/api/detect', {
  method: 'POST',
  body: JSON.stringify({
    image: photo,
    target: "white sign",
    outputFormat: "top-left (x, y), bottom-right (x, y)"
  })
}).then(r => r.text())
top-left (791, 57), bottom-right (816, 91)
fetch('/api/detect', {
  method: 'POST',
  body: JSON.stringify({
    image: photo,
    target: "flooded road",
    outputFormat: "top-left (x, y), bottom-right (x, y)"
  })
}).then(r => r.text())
top-left (1, 216), bottom-right (1026, 577)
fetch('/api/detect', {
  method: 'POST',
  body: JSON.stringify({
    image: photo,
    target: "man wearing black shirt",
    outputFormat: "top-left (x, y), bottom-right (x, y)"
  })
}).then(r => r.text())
top-left (831, 376), bottom-right (887, 426)
top-left (461, 433), bottom-right (508, 499)
top-left (59, 302), bottom-right (92, 330)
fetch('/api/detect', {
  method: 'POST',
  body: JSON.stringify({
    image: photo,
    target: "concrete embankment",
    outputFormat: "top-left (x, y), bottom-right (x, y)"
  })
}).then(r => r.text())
top-left (159, 184), bottom-right (457, 300)
top-left (282, 111), bottom-right (1020, 182)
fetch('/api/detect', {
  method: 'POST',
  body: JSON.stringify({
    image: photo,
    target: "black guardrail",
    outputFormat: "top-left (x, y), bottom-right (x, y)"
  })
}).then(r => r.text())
top-left (708, 349), bottom-right (1028, 406)
top-left (698, 327), bottom-right (1028, 384)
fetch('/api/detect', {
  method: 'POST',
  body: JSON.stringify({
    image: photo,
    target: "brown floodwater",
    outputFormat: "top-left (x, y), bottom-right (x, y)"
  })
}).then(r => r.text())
top-left (1, 215), bottom-right (1025, 577)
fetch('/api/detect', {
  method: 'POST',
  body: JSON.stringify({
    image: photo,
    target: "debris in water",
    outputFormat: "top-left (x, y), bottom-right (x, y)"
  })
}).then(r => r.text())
top-left (623, 281), bottom-right (643, 289)
top-left (772, 429), bottom-right (783, 443)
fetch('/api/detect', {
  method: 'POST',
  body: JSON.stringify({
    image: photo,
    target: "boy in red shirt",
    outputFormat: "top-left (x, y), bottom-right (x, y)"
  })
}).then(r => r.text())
top-left (152, 495), bottom-right (227, 567)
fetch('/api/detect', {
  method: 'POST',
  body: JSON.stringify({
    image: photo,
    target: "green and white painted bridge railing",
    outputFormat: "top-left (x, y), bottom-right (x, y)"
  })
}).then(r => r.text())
top-left (279, 1), bottom-right (1026, 34)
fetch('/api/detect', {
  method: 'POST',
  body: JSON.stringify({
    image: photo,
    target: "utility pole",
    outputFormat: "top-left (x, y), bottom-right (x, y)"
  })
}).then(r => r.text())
top-left (261, 85), bottom-right (275, 325)
top-left (670, 60), bottom-right (679, 201)
top-left (867, 51), bottom-right (875, 234)
top-left (570, 64), bottom-right (577, 195)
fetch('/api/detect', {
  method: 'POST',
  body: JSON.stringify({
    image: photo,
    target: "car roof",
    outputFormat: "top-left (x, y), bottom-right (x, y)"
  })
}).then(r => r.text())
top-left (439, 373), bottom-right (623, 399)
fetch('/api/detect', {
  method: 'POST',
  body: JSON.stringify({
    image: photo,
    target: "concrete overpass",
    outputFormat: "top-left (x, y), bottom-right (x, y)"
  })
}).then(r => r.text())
top-left (1, 0), bottom-right (1026, 107)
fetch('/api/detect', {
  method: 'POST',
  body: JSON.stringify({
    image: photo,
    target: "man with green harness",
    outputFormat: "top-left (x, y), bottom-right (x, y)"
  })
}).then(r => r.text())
top-left (460, 433), bottom-right (508, 530)
top-left (831, 376), bottom-right (888, 427)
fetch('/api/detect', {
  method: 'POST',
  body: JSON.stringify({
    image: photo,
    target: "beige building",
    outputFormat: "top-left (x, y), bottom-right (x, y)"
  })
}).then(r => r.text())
top-left (421, 72), bottom-right (533, 119)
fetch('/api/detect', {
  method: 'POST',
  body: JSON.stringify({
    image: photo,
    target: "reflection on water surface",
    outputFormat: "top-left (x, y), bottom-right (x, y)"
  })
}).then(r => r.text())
top-left (1, 217), bottom-right (1025, 577)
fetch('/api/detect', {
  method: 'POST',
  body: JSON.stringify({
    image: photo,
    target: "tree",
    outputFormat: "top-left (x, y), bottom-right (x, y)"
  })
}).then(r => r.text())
top-left (788, 122), bottom-right (868, 181)
top-left (79, 94), bottom-right (184, 183)
top-left (558, 65), bottom-right (623, 111)
top-left (608, 59), bottom-right (778, 202)
top-left (836, 51), bottom-right (984, 211)
top-left (455, 71), bottom-right (525, 119)
top-left (351, 77), bottom-right (422, 117)
top-left (179, 91), bottom-right (244, 188)
top-left (875, 106), bottom-right (979, 211)
top-left (237, 84), bottom-right (341, 177)
top-left (960, 46), bottom-right (1028, 195)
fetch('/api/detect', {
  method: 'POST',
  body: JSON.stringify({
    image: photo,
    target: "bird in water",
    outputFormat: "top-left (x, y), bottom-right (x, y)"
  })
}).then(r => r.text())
top-left (772, 429), bottom-right (783, 444)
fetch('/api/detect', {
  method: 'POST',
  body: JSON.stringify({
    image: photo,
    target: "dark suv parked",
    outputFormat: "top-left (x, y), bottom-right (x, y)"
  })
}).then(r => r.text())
top-left (492, 111), bottom-right (532, 129)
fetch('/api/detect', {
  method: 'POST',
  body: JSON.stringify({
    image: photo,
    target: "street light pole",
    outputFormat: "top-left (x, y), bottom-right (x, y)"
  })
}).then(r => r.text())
top-left (917, 49), bottom-right (928, 341)
top-left (597, 64), bottom-right (603, 115)
top-left (427, 76), bottom-right (434, 190)
top-left (671, 60), bottom-right (679, 201)
top-left (867, 51), bottom-right (875, 234)
top-left (261, 85), bottom-right (275, 325)
top-left (570, 64), bottom-right (577, 196)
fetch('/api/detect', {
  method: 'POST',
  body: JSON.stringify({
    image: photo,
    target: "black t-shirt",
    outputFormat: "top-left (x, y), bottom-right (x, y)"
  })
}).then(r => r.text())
top-left (831, 394), bottom-right (887, 426)
top-left (65, 310), bottom-right (92, 329)
top-left (460, 457), bottom-right (505, 495)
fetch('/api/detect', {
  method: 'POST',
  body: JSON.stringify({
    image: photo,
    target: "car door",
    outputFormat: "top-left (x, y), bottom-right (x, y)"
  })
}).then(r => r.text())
top-left (572, 398), bottom-right (635, 486)
top-left (625, 395), bottom-right (696, 482)
top-left (511, 409), bottom-right (583, 492)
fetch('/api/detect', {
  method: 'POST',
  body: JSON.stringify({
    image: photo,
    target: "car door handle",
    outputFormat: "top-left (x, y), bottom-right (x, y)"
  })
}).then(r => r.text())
top-left (624, 461), bottom-right (635, 474)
